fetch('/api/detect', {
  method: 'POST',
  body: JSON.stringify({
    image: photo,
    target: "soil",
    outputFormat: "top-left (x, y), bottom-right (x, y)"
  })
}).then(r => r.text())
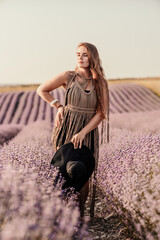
top-left (84, 188), bottom-right (141, 240)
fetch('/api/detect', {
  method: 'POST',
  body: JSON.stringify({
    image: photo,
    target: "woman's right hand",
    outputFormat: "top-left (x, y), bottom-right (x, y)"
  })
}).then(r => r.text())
top-left (54, 106), bottom-right (64, 127)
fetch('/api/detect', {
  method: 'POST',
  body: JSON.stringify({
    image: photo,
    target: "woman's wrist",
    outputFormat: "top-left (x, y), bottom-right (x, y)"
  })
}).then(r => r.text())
top-left (50, 99), bottom-right (59, 107)
top-left (51, 100), bottom-right (63, 109)
top-left (57, 104), bottom-right (63, 109)
top-left (50, 99), bottom-right (63, 109)
top-left (80, 128), bottom-right (87, 136)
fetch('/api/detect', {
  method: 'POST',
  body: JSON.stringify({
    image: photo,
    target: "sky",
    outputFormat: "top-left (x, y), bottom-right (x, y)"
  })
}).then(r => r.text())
top-left (0, 0), bottom-right (160, 85)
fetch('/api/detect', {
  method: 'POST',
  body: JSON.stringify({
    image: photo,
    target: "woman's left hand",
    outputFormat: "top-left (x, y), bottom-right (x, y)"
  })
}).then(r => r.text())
top-left (71, 131), bottom-right (86, 149)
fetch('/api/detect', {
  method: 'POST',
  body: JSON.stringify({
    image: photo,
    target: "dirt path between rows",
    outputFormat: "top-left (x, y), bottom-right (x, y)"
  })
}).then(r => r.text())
top-left (84, 188), bottom-right (141, 240)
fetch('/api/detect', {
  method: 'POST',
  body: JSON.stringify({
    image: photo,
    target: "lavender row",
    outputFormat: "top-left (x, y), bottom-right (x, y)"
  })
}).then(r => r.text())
top-left (11, 91), bottom-right (30, 124)
top-left (0, 92), bottom-right (10, 110)
top-left (0, 124), bottom-right (23, 145)
top-left (110, 109), bottom-right (160, 134)
top-left (19, 91), bottom-right (36, 125)
top-left (97, 127), bottom-right (160, 239)
top-left (0, 121), bottom-right (89, 240)
top-left (0, 92), bottom-right (15, 123)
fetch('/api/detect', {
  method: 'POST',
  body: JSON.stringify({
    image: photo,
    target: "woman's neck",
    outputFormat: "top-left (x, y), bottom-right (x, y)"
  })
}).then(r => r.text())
top-left (77, 68), bottom-right (92, 79)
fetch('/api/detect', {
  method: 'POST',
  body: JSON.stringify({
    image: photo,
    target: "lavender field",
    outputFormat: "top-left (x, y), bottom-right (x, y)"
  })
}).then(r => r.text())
top-left (0, 83), bottom-right (160, 239)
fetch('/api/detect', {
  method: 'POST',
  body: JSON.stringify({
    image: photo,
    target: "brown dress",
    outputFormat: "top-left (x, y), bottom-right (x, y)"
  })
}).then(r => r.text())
top-left (52, 70), bottom-right (109, 217)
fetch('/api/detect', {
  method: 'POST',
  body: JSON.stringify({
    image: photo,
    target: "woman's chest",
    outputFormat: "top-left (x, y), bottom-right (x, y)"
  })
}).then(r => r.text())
top-left (66, 82), bottom-right (97, 109)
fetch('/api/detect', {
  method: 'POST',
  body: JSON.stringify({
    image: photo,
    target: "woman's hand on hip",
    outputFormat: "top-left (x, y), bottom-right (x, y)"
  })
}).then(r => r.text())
top-left (71, 131), bottom-right (86, 149)
top-left (54, 106), bottom-right (64, 127)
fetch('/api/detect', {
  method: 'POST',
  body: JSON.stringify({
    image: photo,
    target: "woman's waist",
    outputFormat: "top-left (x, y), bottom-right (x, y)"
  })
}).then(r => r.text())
top-left (64, 104), bottom-right (97, 114)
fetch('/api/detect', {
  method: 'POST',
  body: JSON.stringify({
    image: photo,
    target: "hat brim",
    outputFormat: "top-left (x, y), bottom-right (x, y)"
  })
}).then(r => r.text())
top-left (51, 142), bottom-right (95, 192)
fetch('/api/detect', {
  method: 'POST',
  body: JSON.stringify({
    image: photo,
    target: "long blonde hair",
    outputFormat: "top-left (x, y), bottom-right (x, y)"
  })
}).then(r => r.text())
top-left (75, 42), bottom-right (109, 120)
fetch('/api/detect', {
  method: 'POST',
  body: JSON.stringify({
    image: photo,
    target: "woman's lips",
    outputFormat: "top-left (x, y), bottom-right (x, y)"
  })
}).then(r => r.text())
top-left (78, 61), bottom-right (84, 63)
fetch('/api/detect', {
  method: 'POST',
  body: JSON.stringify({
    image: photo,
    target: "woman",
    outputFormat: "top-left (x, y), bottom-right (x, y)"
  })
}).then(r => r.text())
top-left (36, 42), bottom-right (109, 218)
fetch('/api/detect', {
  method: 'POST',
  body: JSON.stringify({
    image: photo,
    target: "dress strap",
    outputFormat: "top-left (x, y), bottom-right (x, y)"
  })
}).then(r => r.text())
top-left (64, 71), bottom-right (77, 106)
top-left (65, 71), bottom-right (77, 90)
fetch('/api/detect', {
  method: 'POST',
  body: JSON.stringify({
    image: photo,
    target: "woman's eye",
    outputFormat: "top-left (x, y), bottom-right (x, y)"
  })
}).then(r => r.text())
top-left (76, 53), bottom-right (88, 57)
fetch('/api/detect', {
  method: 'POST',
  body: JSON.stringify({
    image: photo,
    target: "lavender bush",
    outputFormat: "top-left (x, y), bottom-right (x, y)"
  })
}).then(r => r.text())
top-left (0, 121), bottom-right (89, 240)
top-left (98, 127), bottom-right (160, 240)
top-left (0, 124), bottom-right (23, 145)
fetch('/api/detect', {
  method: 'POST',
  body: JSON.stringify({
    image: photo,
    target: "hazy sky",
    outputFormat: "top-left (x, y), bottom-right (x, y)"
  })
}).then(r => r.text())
top-left (0, 0), bottom-right (160, 85)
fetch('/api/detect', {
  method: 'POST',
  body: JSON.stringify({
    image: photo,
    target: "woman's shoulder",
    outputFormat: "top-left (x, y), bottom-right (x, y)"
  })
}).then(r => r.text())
top-left (65, 70), bottom-right (76, 76)
top-left (63, 70), bottom-right (76, 89)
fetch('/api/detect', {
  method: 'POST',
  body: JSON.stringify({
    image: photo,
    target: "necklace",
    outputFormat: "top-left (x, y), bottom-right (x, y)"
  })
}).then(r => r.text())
top-left (77, 70), bottom-right (92, 80)
top-left (76, 71), bottom-right (92, 90)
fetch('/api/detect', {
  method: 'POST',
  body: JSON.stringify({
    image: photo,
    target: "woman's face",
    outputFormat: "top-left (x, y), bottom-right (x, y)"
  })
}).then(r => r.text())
top-left (76, 46), bottom-right (90, 69)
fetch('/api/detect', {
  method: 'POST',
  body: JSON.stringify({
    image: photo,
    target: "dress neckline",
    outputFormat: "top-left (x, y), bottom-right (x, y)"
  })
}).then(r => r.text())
top-left (75, 71), bottom-right (93, 90)
top-left (75, 79), bottom-right (95, 95)
top-left (68, 71), bottom-right (95, 94)
top-left (76, 71), bottom-right (92, 80)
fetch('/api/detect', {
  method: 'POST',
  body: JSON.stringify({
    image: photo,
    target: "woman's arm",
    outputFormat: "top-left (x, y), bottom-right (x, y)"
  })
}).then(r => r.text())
top-left (71, 112), bottom-right (103, 149)
top-left (36, 71), bottom-right (68, 108)
top-left (81, 111), bottom-right (103, 134)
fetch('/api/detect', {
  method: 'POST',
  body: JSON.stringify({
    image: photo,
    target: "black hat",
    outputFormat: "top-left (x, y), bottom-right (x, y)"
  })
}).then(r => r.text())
top-left (51, 142), bottom-right (95, 192)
